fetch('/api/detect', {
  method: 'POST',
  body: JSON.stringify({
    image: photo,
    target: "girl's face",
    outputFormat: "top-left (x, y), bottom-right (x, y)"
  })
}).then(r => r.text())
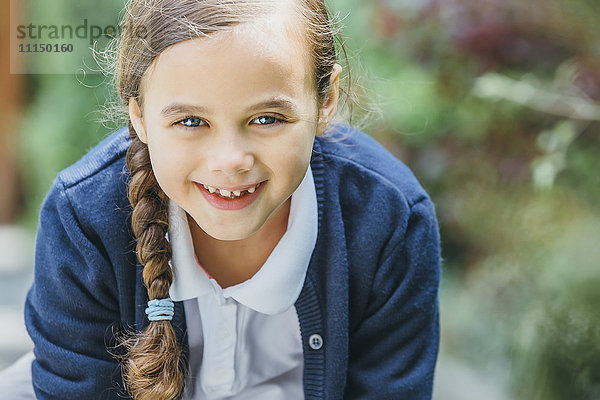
top-left (129, 12), bottom-right (341, 241)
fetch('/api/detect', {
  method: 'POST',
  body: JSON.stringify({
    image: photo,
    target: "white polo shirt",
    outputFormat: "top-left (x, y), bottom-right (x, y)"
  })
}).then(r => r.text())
top-left (168, 166), bottom-right (318, 400)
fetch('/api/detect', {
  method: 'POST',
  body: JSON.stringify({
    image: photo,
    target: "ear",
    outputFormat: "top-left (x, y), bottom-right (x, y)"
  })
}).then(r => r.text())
top-left (316, 63), bottom-right (343, 136)
top-left (128, 97), bottom-right (148, 144)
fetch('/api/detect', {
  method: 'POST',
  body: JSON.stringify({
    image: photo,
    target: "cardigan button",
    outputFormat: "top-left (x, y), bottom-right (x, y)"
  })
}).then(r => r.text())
top-left (308, 334), bottom-right (323, 350)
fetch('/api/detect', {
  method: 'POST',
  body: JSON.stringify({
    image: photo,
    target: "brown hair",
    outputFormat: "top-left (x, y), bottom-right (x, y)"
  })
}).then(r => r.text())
top-left (113, 0), bottom-right (350, 398)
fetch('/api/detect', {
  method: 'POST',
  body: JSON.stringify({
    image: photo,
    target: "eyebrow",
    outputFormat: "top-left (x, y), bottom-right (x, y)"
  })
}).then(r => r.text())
top-left (160, 97), bottom-right (299, 119)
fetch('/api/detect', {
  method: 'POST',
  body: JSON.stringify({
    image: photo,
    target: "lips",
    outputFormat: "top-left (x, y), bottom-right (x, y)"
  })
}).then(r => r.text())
top-left (196, 181), bottom-right (266, 211)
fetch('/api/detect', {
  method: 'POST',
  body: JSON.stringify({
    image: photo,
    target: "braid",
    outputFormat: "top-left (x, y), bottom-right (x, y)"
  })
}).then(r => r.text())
top-left (121, 122), bottom-right (186, 400)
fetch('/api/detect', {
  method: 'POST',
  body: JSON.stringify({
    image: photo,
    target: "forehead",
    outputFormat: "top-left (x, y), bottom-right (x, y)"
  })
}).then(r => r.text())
top-left (141, 7), bottom-right (315, 108)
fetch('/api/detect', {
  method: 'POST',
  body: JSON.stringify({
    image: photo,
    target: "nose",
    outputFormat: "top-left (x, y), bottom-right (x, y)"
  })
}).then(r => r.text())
top-left (205, 130), bottom-right (254, 175)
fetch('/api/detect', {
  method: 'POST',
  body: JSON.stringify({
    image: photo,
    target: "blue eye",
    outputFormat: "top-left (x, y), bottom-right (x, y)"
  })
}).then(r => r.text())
top-left (252, 116), bottom-right (283, 126)
top-left (177, 116), bottom-right (204, 128)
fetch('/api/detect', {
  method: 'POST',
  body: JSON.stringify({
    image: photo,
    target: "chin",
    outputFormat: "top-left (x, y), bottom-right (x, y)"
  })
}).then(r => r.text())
top-left (202, 224), bottom-right (259, 241)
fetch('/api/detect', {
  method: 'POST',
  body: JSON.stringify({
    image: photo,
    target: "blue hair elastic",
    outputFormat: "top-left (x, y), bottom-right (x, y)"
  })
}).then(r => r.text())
top-left (145, 298), bottom-right (174, 321)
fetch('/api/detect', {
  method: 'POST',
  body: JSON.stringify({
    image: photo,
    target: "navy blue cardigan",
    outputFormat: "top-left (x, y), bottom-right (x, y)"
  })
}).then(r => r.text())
top-left (25, 124), bottom-right (441, 399)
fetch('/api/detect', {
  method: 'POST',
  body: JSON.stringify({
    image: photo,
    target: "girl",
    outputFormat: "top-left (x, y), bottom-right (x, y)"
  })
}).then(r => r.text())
top-left (23, 0), bottom-right (441, 399)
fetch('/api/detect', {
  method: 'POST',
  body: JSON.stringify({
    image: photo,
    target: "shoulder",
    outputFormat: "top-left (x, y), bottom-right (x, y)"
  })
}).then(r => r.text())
top-left (314, 123), bottom-right (429, 208)
top-left (52, 126), bottom-right (131, 213)
top-left (312, 121), bottom-right (438, 258)
top-left (58, 126), bottom-right (131, 190)
top-left (313, 123), bottom-right (434, 243)
top-left (41, 127), bottom-right (133, 254)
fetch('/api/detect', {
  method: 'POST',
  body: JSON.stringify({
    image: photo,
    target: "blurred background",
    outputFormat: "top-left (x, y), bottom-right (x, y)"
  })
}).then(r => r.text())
top-left (2, 0), bottom-right (599, 399)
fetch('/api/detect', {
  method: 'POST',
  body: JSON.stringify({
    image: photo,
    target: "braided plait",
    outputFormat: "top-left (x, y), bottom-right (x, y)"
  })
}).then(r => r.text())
top-left (122, 122), bottom-right (185, 400)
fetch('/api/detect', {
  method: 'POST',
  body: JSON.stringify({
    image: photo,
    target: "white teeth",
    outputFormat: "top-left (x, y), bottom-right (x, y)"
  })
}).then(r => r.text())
top-left (205, 183), bottom-right (260, 198)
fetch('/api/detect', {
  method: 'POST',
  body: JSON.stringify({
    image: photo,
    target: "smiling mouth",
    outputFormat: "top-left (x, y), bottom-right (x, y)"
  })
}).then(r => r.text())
top-left (199, 182), bottom-right (264, 199)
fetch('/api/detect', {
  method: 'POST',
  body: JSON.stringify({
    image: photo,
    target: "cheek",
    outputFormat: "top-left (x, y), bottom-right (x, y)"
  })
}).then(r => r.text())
top-left (146, 136), bottom-right (190, 194)
top-left (288, 128), bottom-right (316, 166)
top-left (269, 129), bottom-right (314, 185)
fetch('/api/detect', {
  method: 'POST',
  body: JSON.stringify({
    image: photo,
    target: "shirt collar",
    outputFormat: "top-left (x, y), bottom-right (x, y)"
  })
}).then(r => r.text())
top-left (168, 165), bottom-right (318, 315)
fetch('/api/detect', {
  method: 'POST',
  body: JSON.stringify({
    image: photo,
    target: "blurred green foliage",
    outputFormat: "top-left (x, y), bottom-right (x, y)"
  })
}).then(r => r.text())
top-left (18, 0), bottom-right (600, 398)
top-left (18, 0), bottom-right (124, 228)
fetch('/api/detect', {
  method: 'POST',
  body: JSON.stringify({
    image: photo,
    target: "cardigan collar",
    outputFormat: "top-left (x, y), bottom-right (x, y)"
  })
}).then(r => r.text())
top-left (294, 130), bottom-right (352, 398)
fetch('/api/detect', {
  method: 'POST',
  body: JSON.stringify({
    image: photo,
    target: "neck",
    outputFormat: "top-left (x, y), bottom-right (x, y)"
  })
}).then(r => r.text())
top-left (187, 198), bottom-right (291, 288)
